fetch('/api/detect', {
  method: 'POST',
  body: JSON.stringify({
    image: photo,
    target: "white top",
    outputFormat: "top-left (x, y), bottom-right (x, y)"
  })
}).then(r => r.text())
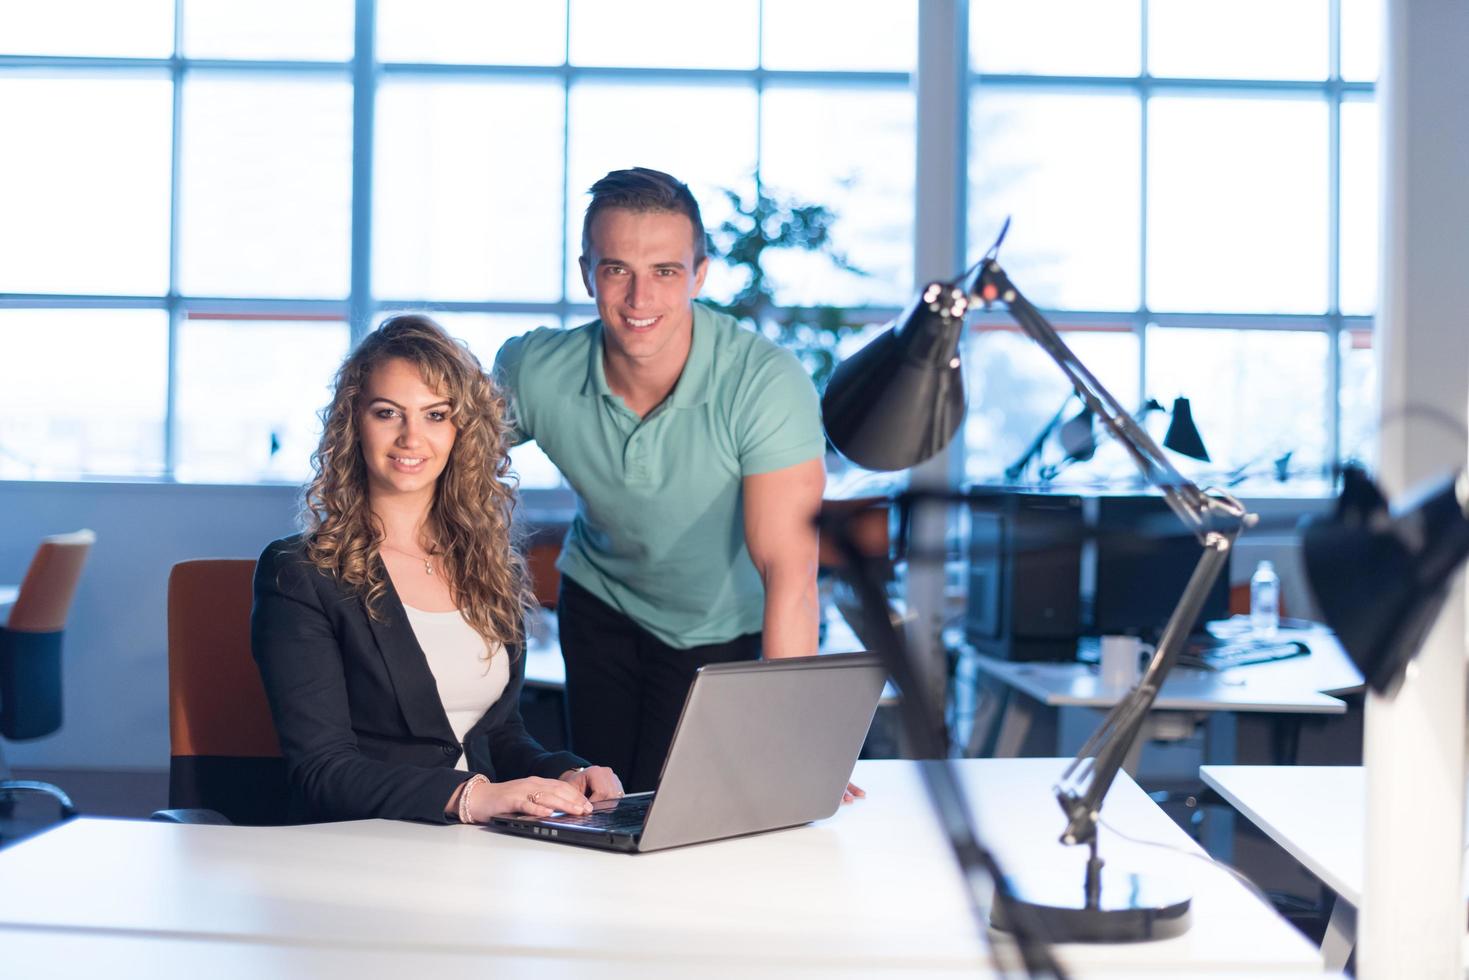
top-left (402, 605), bottom-right (508, 770)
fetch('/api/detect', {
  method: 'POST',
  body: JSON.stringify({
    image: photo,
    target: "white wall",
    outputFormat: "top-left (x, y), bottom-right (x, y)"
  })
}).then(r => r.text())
top-left (1, 480), bottom-right (300, 770)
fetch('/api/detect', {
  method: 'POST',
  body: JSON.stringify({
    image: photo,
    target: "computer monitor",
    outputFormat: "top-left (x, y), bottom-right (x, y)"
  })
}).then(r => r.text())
top-left (1091, 494), bottom-right (1229, 639)
top-left (965, 490), bottom-right (1085, 661)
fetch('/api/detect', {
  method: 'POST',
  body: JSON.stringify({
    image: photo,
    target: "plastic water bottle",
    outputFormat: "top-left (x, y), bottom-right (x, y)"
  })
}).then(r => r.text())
top-left (1250, 560), bottom-right (1280, 639)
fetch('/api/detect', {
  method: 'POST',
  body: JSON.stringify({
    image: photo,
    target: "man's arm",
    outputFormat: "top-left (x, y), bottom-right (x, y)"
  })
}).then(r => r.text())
top-left (743, 456), bottom-right (826, 660)
top-left (744, 456), bottom-right (866, 804)
top-left (490, 330), bottom-right (534, 447)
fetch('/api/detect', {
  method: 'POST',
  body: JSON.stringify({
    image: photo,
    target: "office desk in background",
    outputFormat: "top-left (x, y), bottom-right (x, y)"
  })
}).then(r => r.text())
top-left (1200, 765), bottom-right (1363, 972)
top-left (522, 608), bottom-right (899, 700)
top-left (965, 624), bottom-right (1363, 766)
top-left (1200, 764), bottom-right (1469, 973)
top-left (0, 759), bottom-right (1322, 978)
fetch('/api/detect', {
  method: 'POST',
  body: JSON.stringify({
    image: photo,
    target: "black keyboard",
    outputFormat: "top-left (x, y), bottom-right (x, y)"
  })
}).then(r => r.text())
top-left (1178, 639), bottom-right (1311, 671)
top-left (543, 793), bottom-right (654, 832)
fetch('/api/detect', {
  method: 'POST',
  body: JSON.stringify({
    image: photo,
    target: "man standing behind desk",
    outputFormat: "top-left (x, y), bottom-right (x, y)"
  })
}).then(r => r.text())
top-left (495, 167), bottom-right (845, 795)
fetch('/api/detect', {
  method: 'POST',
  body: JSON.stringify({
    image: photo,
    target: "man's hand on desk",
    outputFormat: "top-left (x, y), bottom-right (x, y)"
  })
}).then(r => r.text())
top-left (843, 781), bottom-right (866, 805)
top-left (559, 765), bottom-right (625, 803)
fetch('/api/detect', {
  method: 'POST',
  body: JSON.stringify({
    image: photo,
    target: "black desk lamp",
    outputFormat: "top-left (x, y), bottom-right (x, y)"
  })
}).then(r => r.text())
top-left (1162, 397), bottom-right (1210, 463)
top-left (1003, 396), bottom-right (1095, 482)
top-left (1004, 394), bottom-right (1210, 484)
top-left (822, 224), bottom-right (1256, 944)
top-left (1303, 464), bottom-right (1469, 696)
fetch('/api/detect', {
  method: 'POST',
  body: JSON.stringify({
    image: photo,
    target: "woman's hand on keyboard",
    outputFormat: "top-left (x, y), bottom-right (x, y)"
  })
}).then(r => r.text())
top-left (559, 765), bottom-right (625, 803)
top-left (473, 776), bottom-right (594, 821)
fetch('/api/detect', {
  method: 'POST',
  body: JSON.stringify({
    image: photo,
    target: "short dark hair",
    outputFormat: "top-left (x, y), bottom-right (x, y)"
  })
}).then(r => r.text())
top-left (581, 167), bottom-right (707, 264)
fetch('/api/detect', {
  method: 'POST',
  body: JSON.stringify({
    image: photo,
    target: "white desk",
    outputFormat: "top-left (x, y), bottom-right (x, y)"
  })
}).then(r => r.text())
top-left (0, 925), bottom-right (975, 980)
top-left (1199, 765), bottom-right (1385, 972)
top-left (0, 584), bottom-right (17, 625)
top-left (1200, 766), bottom-right (1364, 905)
top-left (523, 631), bottom-right (566, 689)
top-left (969, 626), bottom-right (1360, 764)
top-left (0, 759), bottom-right (1321, 977)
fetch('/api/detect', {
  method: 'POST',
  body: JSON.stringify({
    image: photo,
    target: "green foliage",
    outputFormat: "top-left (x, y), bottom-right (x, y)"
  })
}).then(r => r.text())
top-left (706, 186), bottom-right (868, 390)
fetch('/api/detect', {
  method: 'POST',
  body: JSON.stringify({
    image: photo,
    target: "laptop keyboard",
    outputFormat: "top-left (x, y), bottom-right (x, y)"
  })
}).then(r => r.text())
top-left (545, 793), bottom-right (654, 832)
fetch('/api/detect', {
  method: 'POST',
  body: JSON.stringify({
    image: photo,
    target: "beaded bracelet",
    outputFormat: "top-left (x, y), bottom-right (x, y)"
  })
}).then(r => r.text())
top-left (458, 773), bottom-right (489, 825)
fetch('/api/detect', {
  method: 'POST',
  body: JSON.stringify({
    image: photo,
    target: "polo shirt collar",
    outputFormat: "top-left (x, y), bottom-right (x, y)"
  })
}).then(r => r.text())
top-left (668, 303), bottom-right (714, 408)
top-left (582, 320), bottom-right (609, 398)
top-left (581, 303), bottom-right (715, 408)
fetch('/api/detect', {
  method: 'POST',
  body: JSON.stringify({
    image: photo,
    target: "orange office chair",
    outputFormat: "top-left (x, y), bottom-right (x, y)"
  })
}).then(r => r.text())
top-left (818, 496), bottom-right (892, 571)
top-left (0, 529), bottom-right (96, 820)
top-left (526, 537), bottom-right (563, 610)
top-left (152, 559), bottom-right (289, 825)
top-left (1229, 582), bottom-right (1289, 620)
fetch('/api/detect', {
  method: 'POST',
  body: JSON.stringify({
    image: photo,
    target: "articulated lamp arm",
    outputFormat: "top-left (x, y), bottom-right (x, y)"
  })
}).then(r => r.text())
top-left (968, 257), bottom-right (1216, 540)
top-left (964, 252), bottom-right (1255, 848)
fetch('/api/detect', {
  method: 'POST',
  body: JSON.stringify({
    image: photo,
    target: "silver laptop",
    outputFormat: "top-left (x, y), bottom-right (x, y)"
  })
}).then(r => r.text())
top-left (490, 652), bottom-right (886, 853)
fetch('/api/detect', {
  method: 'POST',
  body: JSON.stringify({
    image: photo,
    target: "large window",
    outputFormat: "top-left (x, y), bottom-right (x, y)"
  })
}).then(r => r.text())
top-left (963, 0), bottom-right (1378, 484)
top-left (0, 1), bottom-right (1375, 491)
top-left (0, 0), bottom-right (915, 486)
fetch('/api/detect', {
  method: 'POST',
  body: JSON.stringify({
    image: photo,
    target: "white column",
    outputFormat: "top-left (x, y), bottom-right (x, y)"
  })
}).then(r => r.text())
top-left (1360, 1), bottom-right (1469, 976)
top-left (905, 0), bottom-right (969, 721)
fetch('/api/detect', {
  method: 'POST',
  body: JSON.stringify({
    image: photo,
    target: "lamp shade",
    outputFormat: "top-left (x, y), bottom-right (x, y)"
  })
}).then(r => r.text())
top-left (1162, 397), bottom-right (1210, 462)
top-left (1302, 466), bottom-right (1469, 694)
top-left (822, 302), bottom-right (966, 472)
top-left (1058, 406), bottom-right (1097, 463)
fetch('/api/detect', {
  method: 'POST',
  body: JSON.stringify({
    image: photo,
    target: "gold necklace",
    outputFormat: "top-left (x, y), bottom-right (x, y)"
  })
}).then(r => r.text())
top-left (381, 542), bottom-right (438, 576)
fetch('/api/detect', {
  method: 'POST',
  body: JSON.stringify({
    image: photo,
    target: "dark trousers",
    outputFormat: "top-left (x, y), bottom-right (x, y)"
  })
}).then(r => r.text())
top-left (557, 575), bottom-right (761, 793)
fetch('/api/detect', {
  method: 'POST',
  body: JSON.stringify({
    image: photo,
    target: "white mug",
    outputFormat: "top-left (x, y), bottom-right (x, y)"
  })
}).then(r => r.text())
top-left (1099, 635), bottom-right (1154, 689)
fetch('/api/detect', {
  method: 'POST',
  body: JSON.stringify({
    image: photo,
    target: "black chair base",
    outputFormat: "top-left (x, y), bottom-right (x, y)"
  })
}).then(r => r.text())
top-left (168, 755), bottom-right (290, 826)
top-left (0, 779), bottom-right (78, 819)
top-left (151, 807), bottom-right (232, 825)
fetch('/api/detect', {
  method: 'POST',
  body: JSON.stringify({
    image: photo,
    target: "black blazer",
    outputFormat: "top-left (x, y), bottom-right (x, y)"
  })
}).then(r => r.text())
top-left (251, 535), bottom-right (586, 824)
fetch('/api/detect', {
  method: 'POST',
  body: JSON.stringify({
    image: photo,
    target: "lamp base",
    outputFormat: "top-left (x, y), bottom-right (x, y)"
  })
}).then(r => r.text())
top-left (990, 866), bottom-right (1191, 943)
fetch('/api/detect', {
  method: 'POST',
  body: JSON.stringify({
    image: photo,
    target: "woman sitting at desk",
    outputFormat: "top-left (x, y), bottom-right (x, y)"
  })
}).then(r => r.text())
top-left (253, 315), bottom-right (623, 824)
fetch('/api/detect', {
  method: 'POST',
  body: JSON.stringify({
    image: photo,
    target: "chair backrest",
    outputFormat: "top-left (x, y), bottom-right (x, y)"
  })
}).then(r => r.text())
top-left (0, 530), bottom-right (94, 740)
top-left (526, 538), bottom-right (562, 609)
top-left (1228, 581), bottom-right (1289, 620)
top-left (167, 559), bottom-right (289, 824)
top-left (8, 529), bottom-right (95, 632)
top-left (818, 497), bottom-right (891, 570)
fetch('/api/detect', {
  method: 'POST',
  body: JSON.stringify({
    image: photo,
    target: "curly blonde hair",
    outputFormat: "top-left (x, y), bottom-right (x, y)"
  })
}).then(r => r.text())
top-left (302, 314), bottom-right (533, 653)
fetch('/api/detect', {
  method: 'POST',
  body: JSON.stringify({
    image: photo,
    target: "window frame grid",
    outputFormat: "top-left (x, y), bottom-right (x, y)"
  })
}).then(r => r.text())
top-left (964, 0), bottom-right (1374, 477)
top-left (0, 0), bottom-right (1373, 488)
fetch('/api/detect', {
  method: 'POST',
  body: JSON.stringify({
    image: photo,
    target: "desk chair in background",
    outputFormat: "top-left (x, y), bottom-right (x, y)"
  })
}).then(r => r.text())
top-left (153, 559), bottom-right (289, 826)
top-left (817, 496), bottom-right (895, 652)
top-left (526, 534), bottom-right (562, 610)
top-left (1229, 582), bottom-right (1288, 620)
top-left (0, 529), bottom-right (95, 822)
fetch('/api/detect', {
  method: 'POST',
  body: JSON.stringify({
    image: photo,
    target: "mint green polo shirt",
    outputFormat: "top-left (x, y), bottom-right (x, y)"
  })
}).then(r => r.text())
top-left (493, 302), bottom-right (825, 649)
